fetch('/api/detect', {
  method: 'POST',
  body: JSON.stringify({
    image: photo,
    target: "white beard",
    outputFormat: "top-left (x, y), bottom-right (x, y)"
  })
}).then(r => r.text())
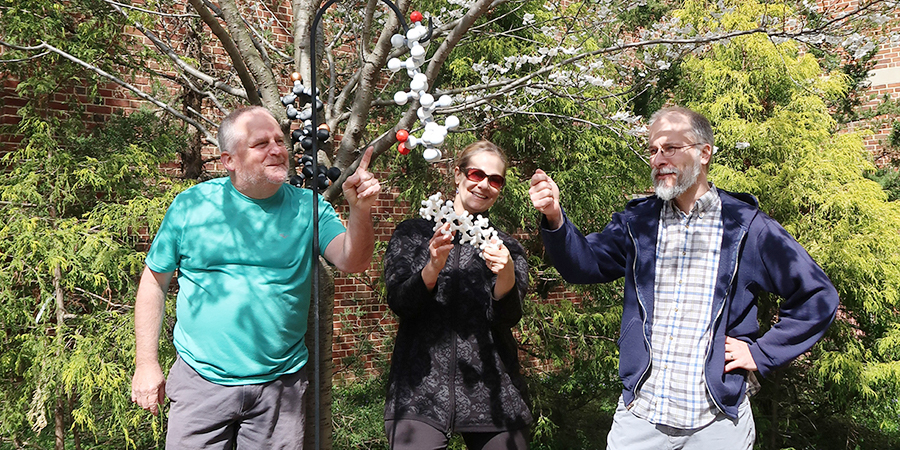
top-left (652, 157), bottom-right (701, 201)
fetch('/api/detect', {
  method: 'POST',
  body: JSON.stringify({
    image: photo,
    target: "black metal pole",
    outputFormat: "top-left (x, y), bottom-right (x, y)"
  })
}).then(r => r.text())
top-left (307, 2), bottom-right (408, 449)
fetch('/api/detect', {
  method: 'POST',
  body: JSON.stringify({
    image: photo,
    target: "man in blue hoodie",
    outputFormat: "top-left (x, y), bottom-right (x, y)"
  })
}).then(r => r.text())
top-left (529, 106), bottom-right (838, 449)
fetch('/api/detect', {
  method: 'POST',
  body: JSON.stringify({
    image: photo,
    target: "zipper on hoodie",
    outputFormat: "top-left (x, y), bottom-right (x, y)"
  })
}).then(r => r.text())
top-left (703, 228), bottom-right (747, 416)
top-left (627, 224), bottom-right (654, 406)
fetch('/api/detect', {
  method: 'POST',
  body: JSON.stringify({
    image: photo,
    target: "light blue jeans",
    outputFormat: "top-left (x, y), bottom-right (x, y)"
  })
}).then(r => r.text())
top-left (607, 395), bottom-right (755, 450)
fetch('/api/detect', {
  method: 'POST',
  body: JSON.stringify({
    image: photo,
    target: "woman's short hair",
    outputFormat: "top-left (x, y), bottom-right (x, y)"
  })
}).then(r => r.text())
top-left (455, 140), bottom-right (509, 176)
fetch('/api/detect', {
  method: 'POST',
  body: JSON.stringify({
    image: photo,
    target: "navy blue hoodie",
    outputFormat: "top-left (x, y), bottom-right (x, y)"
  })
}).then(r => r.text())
top-left (541, 189), bottom-right (838, 420)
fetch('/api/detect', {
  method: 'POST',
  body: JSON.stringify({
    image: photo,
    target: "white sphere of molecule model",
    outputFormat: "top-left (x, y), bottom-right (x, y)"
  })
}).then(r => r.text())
top-left (411, 44), bottom-right (426, 59)
top-left (423, 147), bottom-right (441, 162)
top-left (391, 34), bottom-right (405, 48)
top-left (394, 91), bottom-right (409, 106)
top-left (445, 115), bottom-right (460, 130)
top-left (422, 127), bottom-right (446, 146)
top-left (407, 26), bottom-right (425, 42)
top-left (387, 58), bottom-right (402, 72)
top-left (431, 129), bottom-right (446, 146)
top-left (437, 95), bottom-right (453, 107)
top-left (411, 73), bottom-right (428, 90)
top-left (405, 27), bottom-right (418, 42)
top-left (406, 135), bottom-right (418, 147)
top-left (286, 104), bottom-right (298, 119)
top-left (421, 129), bottom-right (435, 145)
top-left (405, 59), bottom-right (419, 71)
top-left (420, 93), bottom-right (434, 107)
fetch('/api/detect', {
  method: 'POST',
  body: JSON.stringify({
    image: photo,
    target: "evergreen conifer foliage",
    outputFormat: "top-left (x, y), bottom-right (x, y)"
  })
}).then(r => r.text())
top-left (0, 107), bottom-right (188, 447)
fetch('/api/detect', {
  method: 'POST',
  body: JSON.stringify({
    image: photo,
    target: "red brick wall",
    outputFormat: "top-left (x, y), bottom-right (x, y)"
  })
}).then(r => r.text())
top-left (822, 0), bottom-right (900, 165)
top-left (0, 78), bottom-right (25, 154)
top-left (331, 184), bottom-right (403, 379)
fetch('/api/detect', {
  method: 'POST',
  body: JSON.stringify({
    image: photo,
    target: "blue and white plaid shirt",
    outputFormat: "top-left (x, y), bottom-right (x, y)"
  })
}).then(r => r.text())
top-left (630, 186), bottom-right (724, 429)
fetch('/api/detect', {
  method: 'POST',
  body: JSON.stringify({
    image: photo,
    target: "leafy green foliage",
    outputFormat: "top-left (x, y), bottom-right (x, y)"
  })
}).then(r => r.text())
top-left (0, 107), bottom-right (188, 448)
top-left (0, 0), bottom-right (147, 94)
top-left (522, 284), bottom-right (623, 450)
top-left (865, 167), bottom-right (900, 201)
top-left (331, 374), bottom-right (389, 450)
top-left (891, 120), bottom-right (900, 149)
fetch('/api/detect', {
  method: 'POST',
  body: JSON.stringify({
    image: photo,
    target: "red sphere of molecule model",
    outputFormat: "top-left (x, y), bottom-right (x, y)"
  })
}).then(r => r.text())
top-left (396, 129), bottom-right (409, 142)
top-left (410, 11), bottom-right (423, 23)
top-left (290, 72), bottom-right (302, 82)
top-left (398, 142), bottom-right (410, 155)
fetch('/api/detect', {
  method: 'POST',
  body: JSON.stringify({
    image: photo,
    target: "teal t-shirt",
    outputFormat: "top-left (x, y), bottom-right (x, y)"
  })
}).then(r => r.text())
top-left (145, 177), bottom-right (346, 385)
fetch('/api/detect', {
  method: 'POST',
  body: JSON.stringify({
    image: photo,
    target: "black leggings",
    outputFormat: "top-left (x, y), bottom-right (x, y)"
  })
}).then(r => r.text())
top-left (385, 420), bottom-right (528, 450)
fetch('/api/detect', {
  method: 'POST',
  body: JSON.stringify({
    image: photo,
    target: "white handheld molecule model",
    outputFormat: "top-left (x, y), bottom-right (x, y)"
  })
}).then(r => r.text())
top-left (388, 11), bottom-right (460, 162)
top-left (419, 192), bottom-right (501, 259)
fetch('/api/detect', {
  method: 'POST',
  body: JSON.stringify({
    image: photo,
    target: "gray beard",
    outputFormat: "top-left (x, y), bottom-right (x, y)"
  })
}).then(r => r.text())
top-left (652, 158), bottom-right (701, 201)
top-left (238, 166), bottom-right (288, 188)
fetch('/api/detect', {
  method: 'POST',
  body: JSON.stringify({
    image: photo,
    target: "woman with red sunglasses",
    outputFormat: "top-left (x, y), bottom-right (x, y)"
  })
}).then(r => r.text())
top-left (383, 140), bottom-right (532, 449)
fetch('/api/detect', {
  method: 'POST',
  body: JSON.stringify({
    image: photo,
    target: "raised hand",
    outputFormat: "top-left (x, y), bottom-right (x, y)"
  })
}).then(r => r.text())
top-left (343, 146), bottom-right (381, 210)
top-left (529, 169), bottom-right (562, 229)
top-left (421, 223), bottom-right (455, 291)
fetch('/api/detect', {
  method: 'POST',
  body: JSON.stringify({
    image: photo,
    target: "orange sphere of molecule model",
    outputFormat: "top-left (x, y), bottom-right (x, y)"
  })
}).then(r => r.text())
top-left (398, 142), bottom-right (410, 155)
top-left (410, 11), bottom-right (423, 23)
top-left (396, 129), bottom-right (409, 142)
top-left (290, 72), bottom-right (302, 82)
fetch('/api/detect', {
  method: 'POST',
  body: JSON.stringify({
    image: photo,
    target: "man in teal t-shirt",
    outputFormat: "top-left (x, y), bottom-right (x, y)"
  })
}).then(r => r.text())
top-left (130, 106), bottom-right (381, 449)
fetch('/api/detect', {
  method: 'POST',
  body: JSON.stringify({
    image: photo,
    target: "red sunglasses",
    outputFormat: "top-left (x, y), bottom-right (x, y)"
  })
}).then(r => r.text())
top-left (463, 167), bottom-right (505, 189)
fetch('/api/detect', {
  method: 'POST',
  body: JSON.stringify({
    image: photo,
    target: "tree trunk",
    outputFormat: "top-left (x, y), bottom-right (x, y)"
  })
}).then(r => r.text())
top-left (180, 22), bottom-right (206, 181)
top-left (54, 397), bottom-right (64, 450)
top-left (304, 258), bottom-right (334, 450)
top-left (70, 395), bottom-right (80, 450)
top-left (53, 264), bottom-right (67, 450)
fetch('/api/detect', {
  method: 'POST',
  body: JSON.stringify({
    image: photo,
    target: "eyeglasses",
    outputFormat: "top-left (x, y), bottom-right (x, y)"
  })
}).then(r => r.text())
top-left (462, 167), bottom-right (505, 189)
top-left (644, 142), bottom-right (703, 158)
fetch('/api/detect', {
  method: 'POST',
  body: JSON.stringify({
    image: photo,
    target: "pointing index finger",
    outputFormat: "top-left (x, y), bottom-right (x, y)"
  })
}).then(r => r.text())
top-left (358, 146), bottom-right (374, 172)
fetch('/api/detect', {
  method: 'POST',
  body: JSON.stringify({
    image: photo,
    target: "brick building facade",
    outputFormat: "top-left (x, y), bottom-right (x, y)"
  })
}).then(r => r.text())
top-left (822, 0), bottom-right (900, 165)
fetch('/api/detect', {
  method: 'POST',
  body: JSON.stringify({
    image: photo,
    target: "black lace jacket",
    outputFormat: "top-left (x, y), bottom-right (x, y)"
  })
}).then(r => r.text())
top-left (383, 218), bottom-right (532, 433)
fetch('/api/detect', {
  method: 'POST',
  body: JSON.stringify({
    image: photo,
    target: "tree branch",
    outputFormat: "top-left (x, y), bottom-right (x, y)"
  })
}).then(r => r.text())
top-left (0, 39), bottom-right (218, 146)
top-left (105, 0), bottom-right (199, 18)
top-left (333, 0), bottom-right (412, 169)
top-left (218, 0), bottom-right (282, 114)
top-left (186, 0), bottom-right (260, 105)
top-left (106, 0), bottom-right (250, 102)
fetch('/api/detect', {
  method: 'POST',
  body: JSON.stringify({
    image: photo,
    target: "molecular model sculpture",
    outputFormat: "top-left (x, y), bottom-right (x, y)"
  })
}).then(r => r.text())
top-left (389, 11), bottom-right (460, 163)
top-left (281, 71), bottom-right (342, 192)
top-left (419, 192), bottom-right (501, 258)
